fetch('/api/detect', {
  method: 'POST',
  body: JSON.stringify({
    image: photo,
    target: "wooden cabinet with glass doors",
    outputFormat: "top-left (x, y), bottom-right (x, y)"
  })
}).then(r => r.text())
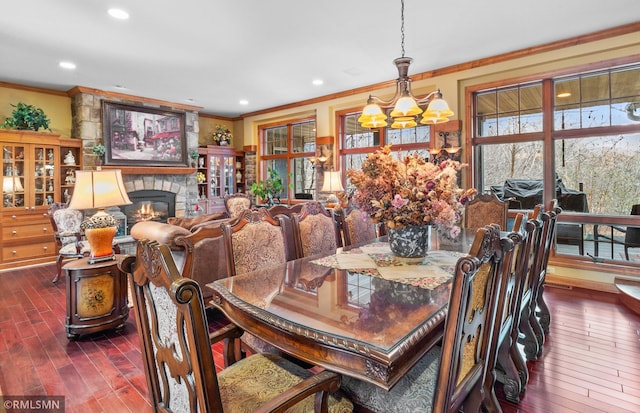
top-left (196, 146), bottom-right (244, 214)
top-left (0, 130), bottom-right (82, 269)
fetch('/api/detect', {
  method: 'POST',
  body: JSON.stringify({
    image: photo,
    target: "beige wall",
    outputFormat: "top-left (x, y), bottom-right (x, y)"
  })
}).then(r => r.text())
top-left (0, 86), bottom-right (72, 137)
top-left (197, 115), bottom-right (235, 148)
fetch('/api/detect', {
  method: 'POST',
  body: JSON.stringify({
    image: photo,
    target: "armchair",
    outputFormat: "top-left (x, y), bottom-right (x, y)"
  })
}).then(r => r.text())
top-left (49, 203), bottom-right (90, 284)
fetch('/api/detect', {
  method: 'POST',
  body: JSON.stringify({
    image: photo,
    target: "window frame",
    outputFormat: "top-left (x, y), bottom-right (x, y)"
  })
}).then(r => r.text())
top-left (467, 57), bottom-right (640, 270)
top-left (258, 116), bottom-right (316, 202)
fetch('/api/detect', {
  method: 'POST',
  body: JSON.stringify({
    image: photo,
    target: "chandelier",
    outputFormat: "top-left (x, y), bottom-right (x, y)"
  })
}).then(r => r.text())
top-left (358, 0), bottom-right (453, 129)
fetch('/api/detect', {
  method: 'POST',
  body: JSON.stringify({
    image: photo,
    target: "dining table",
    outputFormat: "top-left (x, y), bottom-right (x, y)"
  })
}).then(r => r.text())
top-left (208, 228), bottom-right (476, 391)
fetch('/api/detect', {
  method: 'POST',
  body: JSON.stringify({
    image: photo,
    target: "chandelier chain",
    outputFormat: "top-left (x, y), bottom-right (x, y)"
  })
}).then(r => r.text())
top-left (400, 0), bottom-right (405, 57)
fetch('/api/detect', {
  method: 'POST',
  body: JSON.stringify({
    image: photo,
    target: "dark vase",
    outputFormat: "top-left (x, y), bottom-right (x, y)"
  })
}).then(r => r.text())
top-left (387, 224), bottom-right (431, 258)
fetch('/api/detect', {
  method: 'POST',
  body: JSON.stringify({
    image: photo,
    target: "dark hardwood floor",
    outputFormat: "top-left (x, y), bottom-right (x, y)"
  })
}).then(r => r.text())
top-left (1, 263), bottom-right (639, 412)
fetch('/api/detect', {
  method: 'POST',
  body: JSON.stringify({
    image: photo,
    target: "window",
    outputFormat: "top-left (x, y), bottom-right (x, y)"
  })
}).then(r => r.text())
top-left (475, 83), bottom-right (543, 137)
top-left (554, 66), bottom-right (640, 129)
top-left (339, 111), bottom-right (433, 192)
top-left (260, 119), bottom-right (316, 200)
top-left (472, 61), bottom-right (640, 263)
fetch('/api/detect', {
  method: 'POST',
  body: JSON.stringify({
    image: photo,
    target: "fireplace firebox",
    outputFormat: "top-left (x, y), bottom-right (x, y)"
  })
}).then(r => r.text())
top-left (123, 190), bottom-right (176, 233)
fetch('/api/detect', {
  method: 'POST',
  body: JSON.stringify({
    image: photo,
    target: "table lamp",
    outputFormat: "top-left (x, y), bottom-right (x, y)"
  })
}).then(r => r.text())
top-left (69, 169), bottom-right (132, 264)
top-left (321, 171), bottom-right (344, 209)
top-left (2, 176), bottom-right (24, 207)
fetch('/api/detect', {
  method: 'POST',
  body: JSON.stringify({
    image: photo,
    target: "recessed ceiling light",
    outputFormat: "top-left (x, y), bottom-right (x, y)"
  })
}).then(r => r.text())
top-left (312, 79), bottom-right (324, 86)
top-left (108, 8), bottom-right (129, 20)
top-left (59, 61), bottom-right (76, 70)
top-left (556, 92), bottom-right (572, 98)
top-left (239, 100), bottom-right (249, 105)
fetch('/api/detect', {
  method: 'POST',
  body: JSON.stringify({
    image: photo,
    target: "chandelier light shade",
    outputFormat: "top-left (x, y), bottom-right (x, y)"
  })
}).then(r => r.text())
top-left (358, 0), bottom-right (454, 129)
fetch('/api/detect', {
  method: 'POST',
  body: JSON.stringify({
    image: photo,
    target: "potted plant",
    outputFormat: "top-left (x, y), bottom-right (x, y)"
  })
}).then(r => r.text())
top-left (189, 150), bottom-right (200, 167)
top-left (251, 167), bottom-right (289, 206)
top-left (93, 144), bottom-right (106, 166)
top-left (1, 102), bottom-right (52, 131)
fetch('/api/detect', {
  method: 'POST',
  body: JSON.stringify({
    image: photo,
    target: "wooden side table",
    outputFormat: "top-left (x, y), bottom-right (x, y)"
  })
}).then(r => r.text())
top-left (63, 255), bottom-right (129, 340)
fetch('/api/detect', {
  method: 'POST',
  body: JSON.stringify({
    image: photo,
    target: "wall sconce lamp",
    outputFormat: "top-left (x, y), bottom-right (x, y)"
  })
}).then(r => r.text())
top-left (429, 130), bottom-right (461, 163)
top-left (309, 155), bottom-right (328, 168)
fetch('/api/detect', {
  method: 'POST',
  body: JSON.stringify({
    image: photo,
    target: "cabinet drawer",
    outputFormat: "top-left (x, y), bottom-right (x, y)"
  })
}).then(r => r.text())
top-left (3, 223), bottom-right (52, 239)
top-left (3, 242), bottom-right (56, 261)
top-left (3, 212), bottom-right (50, 224)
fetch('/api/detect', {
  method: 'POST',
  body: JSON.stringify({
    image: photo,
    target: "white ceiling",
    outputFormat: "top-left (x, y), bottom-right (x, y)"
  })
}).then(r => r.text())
top-left (0, 1), bottom-right (637, 118)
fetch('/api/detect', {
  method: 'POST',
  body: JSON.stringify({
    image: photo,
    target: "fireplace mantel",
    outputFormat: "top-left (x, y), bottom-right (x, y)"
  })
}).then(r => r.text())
top-left (100, 165), bottom-right (196, 175)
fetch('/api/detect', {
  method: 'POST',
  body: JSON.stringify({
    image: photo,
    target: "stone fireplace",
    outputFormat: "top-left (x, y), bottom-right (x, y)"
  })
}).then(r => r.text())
top-left (69, 89), bottom-right (201, 231)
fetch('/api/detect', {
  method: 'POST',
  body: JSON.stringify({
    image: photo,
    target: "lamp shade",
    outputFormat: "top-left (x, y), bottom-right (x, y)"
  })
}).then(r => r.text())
top-left (389, 95), bottom-right (422, 118)
top-left (421, 97), bottom-right (454, 123)
top-left (357, 102), bottom-right (387, 124)
top-left (69, 169), bottom-right (132, 210)
top-left (321, 171), bottom-right (344, 193)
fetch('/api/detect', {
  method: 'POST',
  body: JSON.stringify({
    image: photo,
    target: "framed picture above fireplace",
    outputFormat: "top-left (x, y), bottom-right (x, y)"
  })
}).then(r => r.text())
top-left (102, 101), bottom-right (188, 167)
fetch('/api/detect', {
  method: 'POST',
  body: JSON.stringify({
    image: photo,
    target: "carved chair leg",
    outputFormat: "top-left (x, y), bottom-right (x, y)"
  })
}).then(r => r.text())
top-left (496, 338), bottom-right (523, 404)
top-left (536, 286), bottom-right (551, 334)
top-left (529, 309), bottom-right (545, 358)
top-left (52, 256), bottom-right (64, 284)
top-left (518, 306), bottom-right (539, 361)
top-left (509, 333), bottom-right (529, 391)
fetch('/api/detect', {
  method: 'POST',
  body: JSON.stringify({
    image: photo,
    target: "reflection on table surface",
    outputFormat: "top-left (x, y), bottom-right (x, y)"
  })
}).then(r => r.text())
top-left (208, 228), bottom-right (475, 389)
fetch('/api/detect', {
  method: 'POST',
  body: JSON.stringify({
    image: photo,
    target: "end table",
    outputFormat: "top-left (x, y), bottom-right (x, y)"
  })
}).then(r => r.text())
top-left (63, 255), bottom-right (129, 340)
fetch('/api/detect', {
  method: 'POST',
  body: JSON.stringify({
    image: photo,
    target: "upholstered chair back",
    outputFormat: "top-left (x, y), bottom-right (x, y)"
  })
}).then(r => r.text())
top-left (268, 204), bottom-right (304, 261)
top-left (52, 207), bottom-right (85, 246)
top-left (49, 203), bottom-right (90, 283)
top-left (463, 192), bottom-right (509, 231)
top-left (292, 201), bottom-right (341, 259)
top-left (221, 208), bottom-right (287, 277)
top-left (224, 193), bottom-right (252, 220)
top-left (338, 205), bottom-right (378, 247)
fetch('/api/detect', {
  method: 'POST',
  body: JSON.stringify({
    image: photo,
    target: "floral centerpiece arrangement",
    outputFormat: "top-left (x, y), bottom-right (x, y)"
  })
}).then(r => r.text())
top-left (211, 125), bottom-right (232, 145)
top-left (347, 144), bottom-right (476, 244)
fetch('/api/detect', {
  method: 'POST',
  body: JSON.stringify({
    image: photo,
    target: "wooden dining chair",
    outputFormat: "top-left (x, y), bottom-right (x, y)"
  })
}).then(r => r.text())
top-left (484, 213), bottom-right (537, 407)
top-left (336, 204), bottom-right (378, 247)
top-left (519, 203), bottom-right (559, 361)
top-left (463, 192), bottom-right (509, 231)
top-left (119, 239), bottom-right (354, 413)
top-left (535, 200), bottom-right (562, 336)
top-left (220, 208), bottom-right (289, 355)
top-left (505, 212), bottom-right (540, 400)
top-left (341, 224), bottom-right (514, 413)
top-left (292, 201), bottom-right (341, 259)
